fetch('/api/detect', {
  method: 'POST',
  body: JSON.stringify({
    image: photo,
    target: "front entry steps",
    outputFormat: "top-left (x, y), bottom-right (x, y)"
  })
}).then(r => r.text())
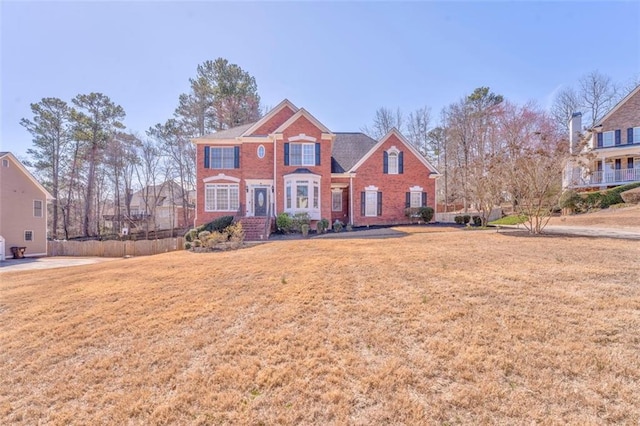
top-left (238, 217), bottom-right (272, 241)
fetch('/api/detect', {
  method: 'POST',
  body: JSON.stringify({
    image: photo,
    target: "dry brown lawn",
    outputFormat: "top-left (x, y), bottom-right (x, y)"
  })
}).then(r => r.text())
top-left (548, 204), bottom-right (640, 228)
top-left (2, 230), bottom-right (640, 425)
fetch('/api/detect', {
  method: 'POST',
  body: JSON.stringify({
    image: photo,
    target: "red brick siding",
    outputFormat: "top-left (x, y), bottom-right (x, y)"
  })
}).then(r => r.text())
top-left (250, 106), bottom-right (296, 135)
top-left (274, 116), bottom-right (333, 224)
top-left (331, 177), bottom-right (350, 224)
top-left (352, 134), bottom-right (436, 226)
top-left (601, 90), bottom-right (640, 139)
top-left (242, 142), bottom-right (274, 180)
top-left (195, 143), bottom-right (244, 226)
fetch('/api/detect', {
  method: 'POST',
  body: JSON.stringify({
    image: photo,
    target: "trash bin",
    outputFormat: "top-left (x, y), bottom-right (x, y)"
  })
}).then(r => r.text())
top-left (10, 246), bottom-right (26, 259)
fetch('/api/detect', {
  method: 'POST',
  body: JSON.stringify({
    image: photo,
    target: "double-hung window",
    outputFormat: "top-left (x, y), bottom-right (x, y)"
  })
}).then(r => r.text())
top-left (332, 191), bottom-right (342, 211)
top-left (204, 183), bottom-right (239, 211)
top-left (211, 147), bottom-right (235, 169)
top-left (410, 192), bottom-right (422, 208)
top-left (289, 143), bottom-right (315, 166)
top-left (365, 191), bottom-right (378, 216)
top-left (33, 200), bottom-right (43, 217)
top-left (633, 127), bottom-right (640, 144)
top-left (602, 131), bottom-right (614, 147)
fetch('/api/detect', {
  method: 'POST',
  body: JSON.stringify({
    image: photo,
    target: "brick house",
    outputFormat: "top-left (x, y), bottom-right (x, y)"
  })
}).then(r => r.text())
top-left (192, 100), bottom-right (440, 239)
top-left (563, 85), bottom-right (640, 189)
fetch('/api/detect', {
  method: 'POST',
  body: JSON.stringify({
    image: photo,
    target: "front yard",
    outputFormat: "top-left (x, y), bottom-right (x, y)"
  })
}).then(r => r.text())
top-left (1, 230), bottom-right (639, 424)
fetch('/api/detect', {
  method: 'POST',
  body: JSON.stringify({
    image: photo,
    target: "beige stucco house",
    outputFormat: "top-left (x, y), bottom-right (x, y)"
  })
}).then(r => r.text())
top-left (0, 152), bottom-right (53, 259)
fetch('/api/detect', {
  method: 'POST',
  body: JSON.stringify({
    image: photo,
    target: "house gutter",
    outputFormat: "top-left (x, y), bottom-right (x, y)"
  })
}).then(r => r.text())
top-left (349, 173), bottom-right (354, 226)
top-left (273, 134), bottom-right (277, 218)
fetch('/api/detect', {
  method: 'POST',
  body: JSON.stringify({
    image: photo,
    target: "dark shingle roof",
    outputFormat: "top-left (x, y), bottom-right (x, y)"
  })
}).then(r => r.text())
top-left (200, 122), bottom-right (256, 140)
top-left (331, 133), bottom-right (378, 173)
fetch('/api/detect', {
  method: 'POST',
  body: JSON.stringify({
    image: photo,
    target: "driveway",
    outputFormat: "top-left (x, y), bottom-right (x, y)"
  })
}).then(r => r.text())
top-left (0, 256), bottom-right (117, 273)
top-left (499, 225), bottom-right (640, 240)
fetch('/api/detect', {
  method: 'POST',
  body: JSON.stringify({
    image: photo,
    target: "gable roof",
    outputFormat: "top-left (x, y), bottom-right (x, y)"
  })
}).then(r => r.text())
top-left (595, 84), bottom-right (640, 126)
top-left (331, 133), bottom-right (379, 173)
top-left (0, 152), bottom-right (54, 199)
top-left (348, 128), bottom-right (441, 175)
top-left (273, 107), bottom-right (333, 136)
top-left (242, 99), bottom-right (299, 136)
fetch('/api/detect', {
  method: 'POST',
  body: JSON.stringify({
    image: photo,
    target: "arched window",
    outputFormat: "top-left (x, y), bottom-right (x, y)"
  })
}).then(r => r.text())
top-left (388, 152), bottom-right (398, 174)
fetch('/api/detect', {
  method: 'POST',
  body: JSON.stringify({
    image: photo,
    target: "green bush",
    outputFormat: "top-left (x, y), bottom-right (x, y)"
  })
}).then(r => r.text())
top-left (291, 212), bottom-right (311, 232)
top-left (454, 215), bottom-right (464, 225)
top-left (601, 183), bottom-right (640, 208)
top-left (472, 215), bottom-right (482, 226)
top-left (184, 242), bottom-right (192, 250)
top-left (463, 215), bottom-right (471, 225)
top-left (418, 207), bottom-right (434, 223)
top-left (198, 230), bottom-right (211, 240)
top-left (559, 190), bottom-right (582, 211)
top-left (276, 212), bottom-right (293, 233)
top-left (184, 229), bottom-right (198, 243)
top-left (316, 218), bottom-right (330, 234)
top-left (333, 220), bottom-right (344, 232)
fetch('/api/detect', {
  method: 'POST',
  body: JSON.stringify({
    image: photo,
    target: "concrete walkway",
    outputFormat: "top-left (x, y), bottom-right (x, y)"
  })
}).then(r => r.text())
top-left (0, 256), bottom-right (118, 274)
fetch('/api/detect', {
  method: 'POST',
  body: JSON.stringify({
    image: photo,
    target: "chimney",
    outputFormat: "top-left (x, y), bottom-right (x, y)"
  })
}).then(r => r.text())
top-left (568, 112), bottom-right (582, 154)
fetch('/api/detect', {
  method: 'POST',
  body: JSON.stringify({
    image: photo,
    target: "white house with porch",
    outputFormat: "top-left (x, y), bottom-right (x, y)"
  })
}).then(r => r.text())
top-left (563, 85), bottom-right (640, 190)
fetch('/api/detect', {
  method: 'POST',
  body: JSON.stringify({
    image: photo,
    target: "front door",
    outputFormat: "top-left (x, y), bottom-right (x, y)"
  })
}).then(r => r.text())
top-left (254, 188), bottom-right (268, 216)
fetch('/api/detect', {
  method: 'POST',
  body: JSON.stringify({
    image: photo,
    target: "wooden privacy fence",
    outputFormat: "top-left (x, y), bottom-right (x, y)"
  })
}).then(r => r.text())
top-left (48, 237), bottom-right (184, 258)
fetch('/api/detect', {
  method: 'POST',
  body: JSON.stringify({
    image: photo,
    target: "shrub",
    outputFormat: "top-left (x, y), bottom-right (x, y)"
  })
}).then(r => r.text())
top-left (276, 213), bottom-right (293, 233)
top-left (184, 242), bottom-right (192, 250)
top-left (472, 215), bottom-right (482, 227)
top-left (226, 222), bottom-right (245, 245)
top-left (346, 224), bottom-right (353, 232)
top-left (418, 206), bottom-right (434, 223)
top-left (316, 218), bottom-right (329, 234)
top-left (583, 192), bottom-right (604, 210)
top-left (291, 212), bottom-right (311, 232)
top-left (184, 229), bottom-right (198, 243)
top-left (301, 224), bottom-right (310, 237)
top-left (200, 216), bottom-right (234, 233)
top-left (333, 220), bottom-right (344, 232)
top-left (206, 231), bottom-right (228, 247)
top-left (559, 190), bottom-right (581, 211)
top-left (198, 230), bottom-right (211, 240)
top-left (193, 239), bottom-right (202, 248)
top-left (463, 215), bottom-right (471, 225)
top-left (454, 215), bottom-right (464, 225)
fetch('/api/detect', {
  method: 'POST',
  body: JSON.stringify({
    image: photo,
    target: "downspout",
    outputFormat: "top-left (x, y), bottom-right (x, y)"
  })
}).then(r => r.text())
top-left (273, 134), bottom-right (277, 218)
top-left (349, 173), bottom-right (354, 226)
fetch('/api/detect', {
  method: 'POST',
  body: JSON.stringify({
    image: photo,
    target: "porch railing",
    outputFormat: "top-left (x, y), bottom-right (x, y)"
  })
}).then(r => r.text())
top-left (565, 168), bottom-right (640, 187)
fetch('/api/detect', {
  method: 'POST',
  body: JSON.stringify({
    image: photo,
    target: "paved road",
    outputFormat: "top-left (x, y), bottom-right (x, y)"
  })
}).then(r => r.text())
top-left (0, 256), bottom-right (117, 274)
top-left (500, 225), bottom-right (640, 240)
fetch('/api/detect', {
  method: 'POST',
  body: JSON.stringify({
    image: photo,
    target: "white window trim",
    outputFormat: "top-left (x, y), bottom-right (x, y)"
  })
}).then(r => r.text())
top-left (33, 200), bottom-right (43, 217)
top-left (364, 185), bottom-right (379, 217)
top-left (283, 174), bottom-right (321, 220)
top-left (2, 159), bottom-right (8, 167)
top-left (602, 131), bottom-right (614, 147)
top-left (257, 144), bottom-right (266, 159)
top-left (204, 183), bottom-right (240, 212)
top-left (289, 142), bottom-right (316, 166)
top-left (24, 230), bottom-right (33, 241)
top-left (331, 190), bottom-right (342, 212)
top-left (633, 127), bottom-right (640, 143)
top-left (387, 146), bottom-right (400, 175)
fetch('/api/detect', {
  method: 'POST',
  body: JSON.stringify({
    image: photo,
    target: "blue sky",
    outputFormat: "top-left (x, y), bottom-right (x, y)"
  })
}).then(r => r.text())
top-left (2, 1), bottom-right (639, 158)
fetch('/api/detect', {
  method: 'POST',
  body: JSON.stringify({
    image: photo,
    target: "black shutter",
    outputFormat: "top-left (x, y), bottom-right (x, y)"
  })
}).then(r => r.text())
top-left (377, 192), bottom-right (382, 216)
top-left (383, 151), bottom-right (388, 174)
top-left (422, 192), bottom-right (427, 207)
top-left (234, 146), bottom-right (240, 168)
top-left (398, 152), bottom-right (404, 174)
top-left (360, 192), bottom-right (366, 216)
top-left (204, 146), bottom-right (210, 169)
top-left (597, 133), bottom-right (603, 148)
top-left (615, 129), bottom-right (621, 145)
top-left (284, 143), bottom-right (290, 166)
top-left (628, 128), bottom-right (634, 144)
top-left (405, 192), bottom-right (411, 208)
top-left (315, 143), bottom-right (321, 166)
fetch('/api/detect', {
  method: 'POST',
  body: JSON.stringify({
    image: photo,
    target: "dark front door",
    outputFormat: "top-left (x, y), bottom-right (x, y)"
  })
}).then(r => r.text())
top-left (254, 188), bottom-right (267, 216)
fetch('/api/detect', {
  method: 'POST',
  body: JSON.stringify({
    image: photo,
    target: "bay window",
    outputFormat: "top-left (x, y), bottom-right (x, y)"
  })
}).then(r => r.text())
top-left (283, 174), bottom-right (321, 219)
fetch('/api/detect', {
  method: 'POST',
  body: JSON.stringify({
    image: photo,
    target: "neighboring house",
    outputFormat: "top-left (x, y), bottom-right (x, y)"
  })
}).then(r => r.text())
top-left (192, 100), bottom-right (440, 238)
top-left (104, 181), bottom-right (195, 232)
top-left (0, 152), bottom-right (54, 259)
top-left (564, 85), bottom-right (640, 190)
